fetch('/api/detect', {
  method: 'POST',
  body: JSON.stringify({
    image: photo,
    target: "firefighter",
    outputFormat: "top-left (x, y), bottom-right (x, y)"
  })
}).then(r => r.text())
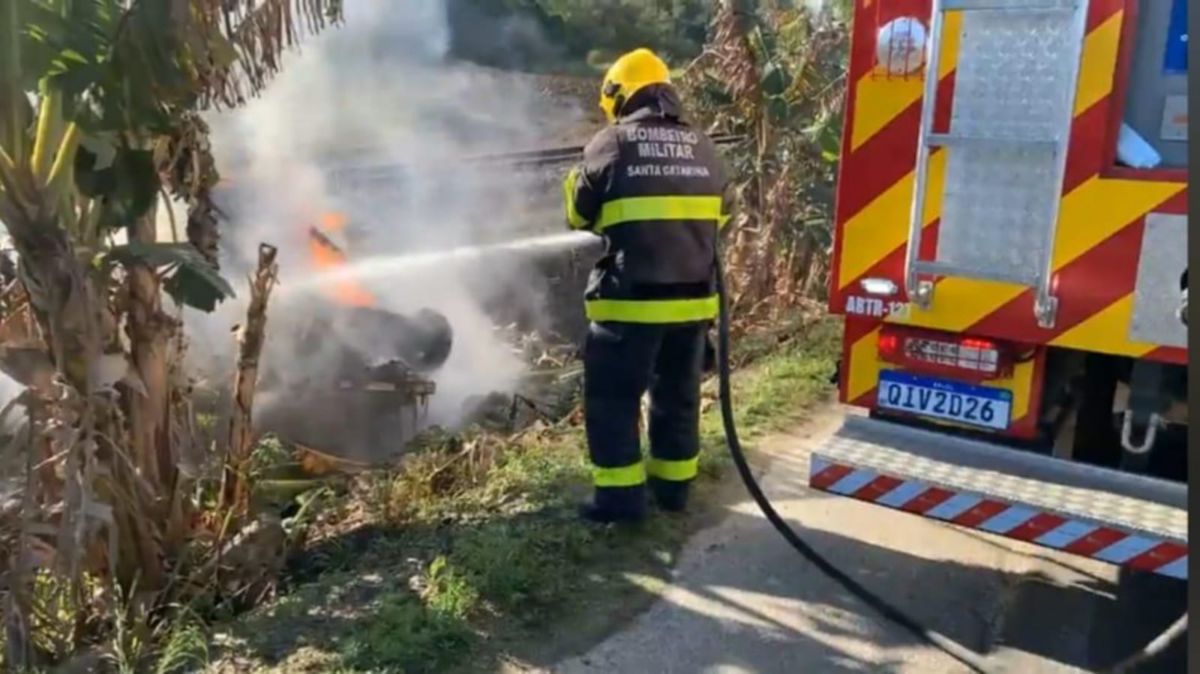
top-left (562, 48), bottom-right (731, 523)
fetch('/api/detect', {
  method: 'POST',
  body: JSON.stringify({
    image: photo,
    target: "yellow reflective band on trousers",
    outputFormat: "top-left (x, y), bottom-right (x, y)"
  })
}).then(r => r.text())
top-left (592, 462), bottom-right (647, 488)
top-left (595, 196), bottom-right (724, 232)
top-left (586, 295), bottom-right (719, 323)
top-left (647, 456), bottom-right (698, 482)
top-left (563, 168), bottom-right (589, 230)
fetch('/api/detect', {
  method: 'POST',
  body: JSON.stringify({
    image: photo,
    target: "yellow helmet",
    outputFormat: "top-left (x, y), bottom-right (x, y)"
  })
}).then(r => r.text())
top-left (599, 48), bottom-right (671, 122)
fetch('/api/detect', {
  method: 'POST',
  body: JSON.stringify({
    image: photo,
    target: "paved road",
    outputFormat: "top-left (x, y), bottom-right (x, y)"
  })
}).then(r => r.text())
top-left (546, 407), bottom-right (1186, 674)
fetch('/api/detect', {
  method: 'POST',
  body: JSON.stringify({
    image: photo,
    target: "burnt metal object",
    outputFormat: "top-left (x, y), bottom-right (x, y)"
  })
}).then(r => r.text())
top-left (350, 306), bottom-right (452, 372)
top-left (291, 303), bottom-right (452, 374)
top-left (254, 358), bottom-right (437, 466)
top-left (252, 304), bottom-right (451, 465)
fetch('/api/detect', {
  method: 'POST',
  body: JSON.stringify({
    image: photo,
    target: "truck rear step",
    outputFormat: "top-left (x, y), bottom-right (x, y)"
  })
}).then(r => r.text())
top-left (809, 416), bottom-right (1187, 580)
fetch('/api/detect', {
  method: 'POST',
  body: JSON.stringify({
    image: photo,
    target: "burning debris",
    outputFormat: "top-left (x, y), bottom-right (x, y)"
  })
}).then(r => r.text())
top-left (243, 214), bottom-right (457, 467)
top-left (251, 302), bottom-right (453, 466)
top-left (456, 323), bottom-right (582, 435)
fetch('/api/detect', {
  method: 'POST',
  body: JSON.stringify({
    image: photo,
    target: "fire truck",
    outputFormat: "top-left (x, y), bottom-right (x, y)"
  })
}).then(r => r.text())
top-left (816, 0), bottom-right (1188, 584)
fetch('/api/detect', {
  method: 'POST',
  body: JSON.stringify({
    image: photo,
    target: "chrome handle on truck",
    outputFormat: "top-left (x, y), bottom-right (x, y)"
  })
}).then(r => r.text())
top-left (902, 0), bottom-right (946, 311)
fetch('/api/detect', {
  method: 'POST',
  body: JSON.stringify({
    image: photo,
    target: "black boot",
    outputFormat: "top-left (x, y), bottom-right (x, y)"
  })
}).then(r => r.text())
top-left (649, 478), bottom-right (690, 513)
top-left (579, 485), bottom-right (647, 524)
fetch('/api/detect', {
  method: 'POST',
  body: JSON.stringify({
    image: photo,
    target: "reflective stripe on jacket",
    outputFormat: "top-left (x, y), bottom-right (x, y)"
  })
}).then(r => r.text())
top-left (563, 85), bottom-right (732, 324)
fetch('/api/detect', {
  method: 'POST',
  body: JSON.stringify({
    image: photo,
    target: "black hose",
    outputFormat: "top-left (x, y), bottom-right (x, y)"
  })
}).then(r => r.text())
top-left (712, 251), bottom-right (994, 673)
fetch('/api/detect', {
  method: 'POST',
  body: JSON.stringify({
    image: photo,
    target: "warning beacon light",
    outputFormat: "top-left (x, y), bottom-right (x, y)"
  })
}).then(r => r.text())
top-left (876, 16), bottom-right (927, 77)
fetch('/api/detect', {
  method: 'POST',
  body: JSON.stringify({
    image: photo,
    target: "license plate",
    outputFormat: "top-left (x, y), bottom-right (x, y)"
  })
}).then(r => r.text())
top-left (876, 370), bottom-right (1012, 431)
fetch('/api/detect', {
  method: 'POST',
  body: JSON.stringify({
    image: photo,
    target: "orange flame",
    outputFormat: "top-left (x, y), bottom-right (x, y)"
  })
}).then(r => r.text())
top-left (309, 212), bottom-right (376, 307)
top-left (321, 211), bottom-right (348, 231)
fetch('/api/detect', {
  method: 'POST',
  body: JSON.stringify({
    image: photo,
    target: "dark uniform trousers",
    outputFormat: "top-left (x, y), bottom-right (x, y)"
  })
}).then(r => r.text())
top-left (584, 320), bottom-right (707, 514)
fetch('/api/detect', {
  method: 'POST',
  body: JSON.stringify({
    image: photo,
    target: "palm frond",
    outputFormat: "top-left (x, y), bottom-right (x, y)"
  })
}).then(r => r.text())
top-left (193, 0), bottom-right (345, 108)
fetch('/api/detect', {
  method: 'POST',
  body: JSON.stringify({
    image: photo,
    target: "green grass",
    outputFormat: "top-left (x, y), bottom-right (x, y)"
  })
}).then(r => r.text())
top-left (210, 317), bottom-right (840, 674)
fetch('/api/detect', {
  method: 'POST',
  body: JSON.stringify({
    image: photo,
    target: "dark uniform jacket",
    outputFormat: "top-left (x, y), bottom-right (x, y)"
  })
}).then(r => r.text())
top-left (563, 84), bottom-right (732, 324)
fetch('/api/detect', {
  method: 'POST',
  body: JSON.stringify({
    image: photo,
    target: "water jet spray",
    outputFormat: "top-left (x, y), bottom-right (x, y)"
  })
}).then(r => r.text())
top-left (279, 231), bottom-right (597, 297)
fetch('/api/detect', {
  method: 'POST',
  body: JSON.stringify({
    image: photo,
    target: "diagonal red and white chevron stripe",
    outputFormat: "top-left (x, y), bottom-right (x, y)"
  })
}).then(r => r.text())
top-left (809, 457), bottom-right (1187, 580)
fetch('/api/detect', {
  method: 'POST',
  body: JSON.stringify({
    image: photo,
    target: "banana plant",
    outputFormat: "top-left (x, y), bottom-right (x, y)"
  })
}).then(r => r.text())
top-left (680, 0), bottom-right (848, 314)
top-left (0, 1), bottom-right (342, 668)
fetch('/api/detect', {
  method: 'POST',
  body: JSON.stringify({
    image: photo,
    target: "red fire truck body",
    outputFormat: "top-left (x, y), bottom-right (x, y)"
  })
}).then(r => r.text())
top-left (814, 0), bottom-right (1188, 580)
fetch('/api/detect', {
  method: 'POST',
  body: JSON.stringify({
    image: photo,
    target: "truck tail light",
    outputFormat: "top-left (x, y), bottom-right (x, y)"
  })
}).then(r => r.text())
top-left (950, 338), bottom-right (1001, 373)
top-left (877, 327), bottom-right (1013, 380)
top-left (878, 333), bottom-right (901, 359)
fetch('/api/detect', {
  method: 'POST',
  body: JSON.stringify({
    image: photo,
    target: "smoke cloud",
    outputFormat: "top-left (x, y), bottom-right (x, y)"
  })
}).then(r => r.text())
top-left (183, 0), bottom-right (592, 459)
